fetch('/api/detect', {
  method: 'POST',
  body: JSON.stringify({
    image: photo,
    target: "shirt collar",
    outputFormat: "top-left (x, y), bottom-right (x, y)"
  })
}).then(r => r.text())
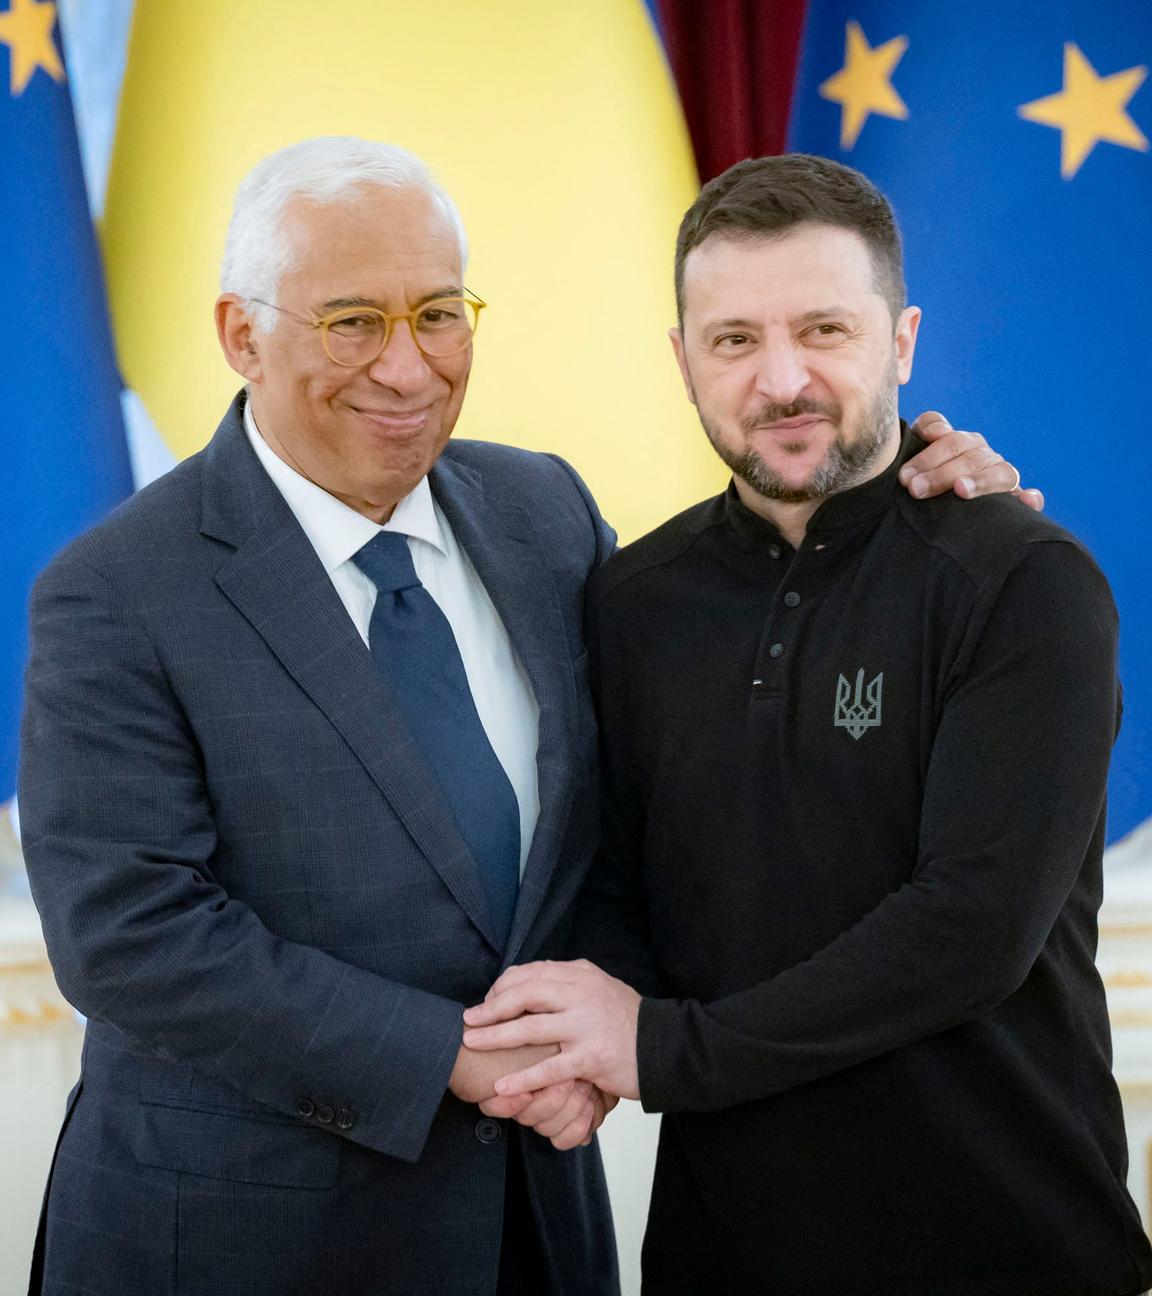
top-left (243, 399), bottom-right (447, 572)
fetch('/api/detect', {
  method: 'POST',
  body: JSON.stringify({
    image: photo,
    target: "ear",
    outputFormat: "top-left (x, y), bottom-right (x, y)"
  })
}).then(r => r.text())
top-left (894, 305), bottom-right (921, 384)
top-left (668, 327), bottom-right (697, 406)
top-left (216, 294), bottom-right (264, 382)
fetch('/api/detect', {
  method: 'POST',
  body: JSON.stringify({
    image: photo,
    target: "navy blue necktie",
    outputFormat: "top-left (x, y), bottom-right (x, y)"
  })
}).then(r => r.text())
top-left (353, 531), bottom-right (520, 945)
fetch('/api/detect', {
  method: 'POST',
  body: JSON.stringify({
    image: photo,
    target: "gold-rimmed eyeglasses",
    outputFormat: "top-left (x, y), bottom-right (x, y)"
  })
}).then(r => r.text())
top-left (248, 291), bottom-right (486, 365)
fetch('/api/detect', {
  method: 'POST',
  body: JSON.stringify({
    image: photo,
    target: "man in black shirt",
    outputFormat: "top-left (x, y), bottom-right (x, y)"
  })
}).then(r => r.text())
top-left (462, 155), bottom-right (1152, 1294)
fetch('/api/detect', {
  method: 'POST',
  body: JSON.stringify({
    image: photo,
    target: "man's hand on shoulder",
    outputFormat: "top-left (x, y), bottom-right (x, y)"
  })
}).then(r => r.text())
top-left (900, 411), bottom-right (1044, 511)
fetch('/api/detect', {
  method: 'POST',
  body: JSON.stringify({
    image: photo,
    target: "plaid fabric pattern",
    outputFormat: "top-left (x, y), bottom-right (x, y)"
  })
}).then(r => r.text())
top-left (20, 396), bottom-right (619, 1295)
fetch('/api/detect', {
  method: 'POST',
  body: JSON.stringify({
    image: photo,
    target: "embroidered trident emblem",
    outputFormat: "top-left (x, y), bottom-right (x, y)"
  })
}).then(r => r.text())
top-left (834, 668), bottom-right (883, 740)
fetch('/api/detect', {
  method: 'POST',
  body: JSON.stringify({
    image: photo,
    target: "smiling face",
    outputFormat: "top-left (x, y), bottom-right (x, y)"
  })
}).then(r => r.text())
top-left (671, 222), bottom-right (920, 517)
top-left (217, 184), bottom-right (470, 522)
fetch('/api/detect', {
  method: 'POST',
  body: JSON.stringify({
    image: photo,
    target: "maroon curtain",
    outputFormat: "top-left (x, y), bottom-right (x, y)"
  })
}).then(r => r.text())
top-left (656, 0), bottom-right (809, 182)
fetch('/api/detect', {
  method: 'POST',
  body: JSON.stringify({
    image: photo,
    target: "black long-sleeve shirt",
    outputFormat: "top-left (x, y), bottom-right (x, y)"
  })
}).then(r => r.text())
top-left (579, 430), bottom-right (1152, 1295)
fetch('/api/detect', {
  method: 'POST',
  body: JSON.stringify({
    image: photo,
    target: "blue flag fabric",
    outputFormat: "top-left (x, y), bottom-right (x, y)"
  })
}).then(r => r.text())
top-left (789, 1), bottom-right (1151, 843)
top-left (0, 1), bottom-right (133, 804)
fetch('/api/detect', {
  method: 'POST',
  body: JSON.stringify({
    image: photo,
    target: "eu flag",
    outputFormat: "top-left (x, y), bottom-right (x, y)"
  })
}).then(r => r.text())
top-left (0, 0), bottom-right (133, 807)
top-left (790, 1), bottom-right (1151, 843)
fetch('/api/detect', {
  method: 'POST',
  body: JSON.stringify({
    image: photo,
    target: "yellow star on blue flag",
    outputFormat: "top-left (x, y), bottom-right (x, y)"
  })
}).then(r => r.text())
top-left (1019, 42), bottom-right (1148, 178)
top-left (0, 0), bottom-right (64, 95)
top-left (818, 20), bottom-right (909, 149)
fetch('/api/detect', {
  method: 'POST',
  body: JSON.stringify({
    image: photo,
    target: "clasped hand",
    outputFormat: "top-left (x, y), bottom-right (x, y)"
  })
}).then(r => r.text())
top-left (462, 959), bottom-right (641, 1150)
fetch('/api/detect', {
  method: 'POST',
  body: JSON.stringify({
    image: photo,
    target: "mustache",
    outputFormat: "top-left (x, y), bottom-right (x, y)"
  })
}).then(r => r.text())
top-left (742, 398), bottom-right (842, 432)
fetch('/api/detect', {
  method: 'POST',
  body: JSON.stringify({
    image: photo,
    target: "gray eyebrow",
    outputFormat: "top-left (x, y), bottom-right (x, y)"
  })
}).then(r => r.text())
top-left (318, 288), bottom-right (463, 312)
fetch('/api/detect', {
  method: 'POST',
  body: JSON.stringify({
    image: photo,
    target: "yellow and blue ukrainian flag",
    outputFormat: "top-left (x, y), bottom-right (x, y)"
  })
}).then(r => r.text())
top-left (0, 0), bottom-right (133, 806)
top-left (790, 1), bottom-right (1151, 841)
top-left (100, 0), bottom-right (722, 548)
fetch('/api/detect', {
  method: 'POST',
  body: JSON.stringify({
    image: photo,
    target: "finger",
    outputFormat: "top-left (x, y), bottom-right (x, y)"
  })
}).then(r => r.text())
top-left (535, 1099), bottom-right (593, 1141)
top-left (479, 1093), bottom-right (535, 1118)
top-left (462, 1013), bottom-right (566, 1051)
top-left (549, 1102), bottom-right (596, 1151)
top-left (908, 410), bottom-right (953, 442)
top-left (903, 446), bottom-right (1004, 499)
top-left (494, 1052), bottom-right (583, 1096)
top-left (465, 983), bottom-right (573, 1026)
top-left (484, 961), bottom-right (581, 1002)
top-left (507, 1081), bottom-right (579, 1129)
top-left (949, 455), bottom-right (1022, 500)
top-left (589, 1088), bottom-right (619, 1118)
top-left (584, 1093), bottom-right (607, 1147)
top-left (899, 429), bottom-right (988, 483)
top-left (580, 1091), bottom-right (610, 1148)
top-left (542, 1083), bottom-right (596, 1147)
top-left (580, 1090), bottom-right (622, 1146)
top-left (587, 1087), bottom-right (605, 1128)
top-left (527, 1082), bottom-right (593, 1139)
top-left (963, 482), bottom-right (1044, 511)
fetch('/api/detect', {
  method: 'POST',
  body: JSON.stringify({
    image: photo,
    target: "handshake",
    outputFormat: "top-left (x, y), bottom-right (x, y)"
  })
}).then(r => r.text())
top-left (448, 959), bottom-right (642, 1150)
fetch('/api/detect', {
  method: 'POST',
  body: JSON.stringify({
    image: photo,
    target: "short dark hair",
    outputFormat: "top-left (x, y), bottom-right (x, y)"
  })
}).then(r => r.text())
top-left (674, 153), bottom-right (906, 325)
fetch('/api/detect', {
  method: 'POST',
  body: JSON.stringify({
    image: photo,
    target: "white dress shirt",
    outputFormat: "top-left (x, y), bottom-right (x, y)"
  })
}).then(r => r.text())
top-left (244, 404), bottom-right (540, 875)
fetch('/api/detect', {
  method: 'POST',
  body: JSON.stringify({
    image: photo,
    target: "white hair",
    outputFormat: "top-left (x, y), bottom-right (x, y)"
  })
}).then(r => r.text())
top-left (220, 136), bottom-right (468, 334)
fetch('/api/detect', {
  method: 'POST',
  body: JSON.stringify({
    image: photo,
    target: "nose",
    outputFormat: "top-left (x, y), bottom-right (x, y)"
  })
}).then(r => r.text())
top-left (753, 336), bottom-right (809, 406)
top-left (364, 320), bottom-right (436, 394)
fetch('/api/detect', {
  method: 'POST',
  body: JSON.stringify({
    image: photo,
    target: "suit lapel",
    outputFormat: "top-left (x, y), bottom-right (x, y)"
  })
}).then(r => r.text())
top-left (200, 400), bottom-right (502, 949)
top-left (431, 453), bottom-right (578, 963)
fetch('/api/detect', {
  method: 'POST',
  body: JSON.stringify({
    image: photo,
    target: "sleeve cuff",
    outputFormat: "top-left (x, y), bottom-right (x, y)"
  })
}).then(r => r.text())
top-left (636, 995), bottom-right (680, 1114)
top-left (361, 989), bottom-right (465, 1163)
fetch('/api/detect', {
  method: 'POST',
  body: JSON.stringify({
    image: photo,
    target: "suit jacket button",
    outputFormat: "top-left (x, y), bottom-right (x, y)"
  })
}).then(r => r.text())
top-left (295, 1098), bottom-right (315, 1119)
top-left (335, 1107), bottom-right (356, 1131)
top-left (315, 1103), bottom-right (334, 1125)
top-left (475, 1118), bottom-right (502, 1144)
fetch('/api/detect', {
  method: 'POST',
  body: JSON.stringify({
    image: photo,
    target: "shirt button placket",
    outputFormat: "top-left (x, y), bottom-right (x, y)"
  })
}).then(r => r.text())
top-left (752, 541), bottom-right (792, 696)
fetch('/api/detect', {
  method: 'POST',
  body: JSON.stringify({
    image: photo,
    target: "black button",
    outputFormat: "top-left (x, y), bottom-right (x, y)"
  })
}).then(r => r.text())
top-left (315, 1103), bottom-right (334, 1125)
top-left (783, 591), bottom-right (800, 608)
top-left (335, 1107), bottom-right (356, 1131)
top-left (769, 643), bottom-right (785, 659)
top-left (295, 1098), bottom-right (315, 1120)
top-left (768, 544), bottom-right (782, 560)
top-left (475, 1118), bottom-right (503, 1144)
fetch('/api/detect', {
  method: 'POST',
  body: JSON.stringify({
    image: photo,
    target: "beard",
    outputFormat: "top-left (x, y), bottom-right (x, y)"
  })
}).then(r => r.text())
top-left (699, 362), bottom-right (900, 505)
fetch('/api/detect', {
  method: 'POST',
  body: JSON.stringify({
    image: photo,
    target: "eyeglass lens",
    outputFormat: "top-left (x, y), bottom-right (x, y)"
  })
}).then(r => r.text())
top-left (324, 299), bottom-right (478, 364)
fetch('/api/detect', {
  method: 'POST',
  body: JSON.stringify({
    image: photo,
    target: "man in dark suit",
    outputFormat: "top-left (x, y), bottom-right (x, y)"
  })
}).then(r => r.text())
top-left (20, 136), bottom-right (619, 1296)
top-left (19, 138), bottom-right (1027, 1295)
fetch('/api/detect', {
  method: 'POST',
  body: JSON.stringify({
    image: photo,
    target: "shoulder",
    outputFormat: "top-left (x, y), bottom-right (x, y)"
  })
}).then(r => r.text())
top-left (439, 437), bottom-right (615, 559)
top-left (441, 437), bottom-right (555, 476)
top-left (896, 490), bottom-right (1100, 584)
top-left (442, 438), bottom-right (585, 494)
top-left (894, 492), bottom-right (1116, 635)
top-left (588, 494), bottom-right (726, 609)
top-left (35, 451), bottom-right (207, 593)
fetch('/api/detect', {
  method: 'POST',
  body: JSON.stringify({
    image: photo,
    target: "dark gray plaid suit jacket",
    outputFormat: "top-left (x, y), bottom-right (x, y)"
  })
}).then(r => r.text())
top-left (19, 394), bottom-right (619, 1295)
